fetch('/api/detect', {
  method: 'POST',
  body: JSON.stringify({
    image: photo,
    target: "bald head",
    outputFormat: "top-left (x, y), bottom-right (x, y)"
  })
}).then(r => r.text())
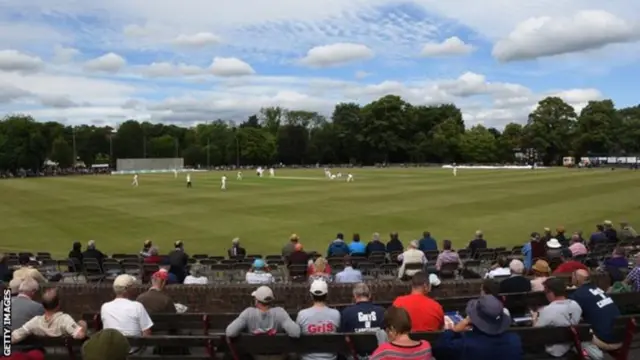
top-left (573, 269), bottom-right (589, 285)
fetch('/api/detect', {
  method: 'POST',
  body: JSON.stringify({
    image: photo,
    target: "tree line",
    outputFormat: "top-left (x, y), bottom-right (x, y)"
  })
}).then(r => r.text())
top-left (0, 95), bottom-right (639, 171)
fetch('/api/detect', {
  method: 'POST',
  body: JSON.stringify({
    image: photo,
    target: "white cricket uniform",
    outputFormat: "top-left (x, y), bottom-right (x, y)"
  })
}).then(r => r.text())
top-left (221, 176), bottom-right (227, 190)
top-left (453, 167), bottom-right (457, 176)
top-left (237, 172), bottom-right (242, 180)
top-left (132, 175), bottom-right (138, 186)
top-left (337, 172), bottom-right (342, 178)
top-left (269, 168), bottom-right (275, 177)
top-left (330, 174), bottom-right (336, 180)
top-left (174, 169), bottom-right (178, 178)
top-left (347, 174), bottom-right (354, 182)
top-left (186, 174), bottom-right (191, 187)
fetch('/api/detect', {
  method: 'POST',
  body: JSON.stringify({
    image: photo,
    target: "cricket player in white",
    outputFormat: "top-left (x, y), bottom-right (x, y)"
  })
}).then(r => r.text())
top-left (237, 171), bottom-right (242, 180)
top-left (221, 175), bottom-right (227, 190)
top-left (337, 172), bottom-right (342, 178)
top-left (347, 173), bottom-right (354, 182)
top-left (453, 163), bottom-right (457, 177)
top-left (330, 174), bottom-right (336, 180)
top-left (173, 168), bottom-right (178, 178)
top-left (269, 168), bottom-right (275, 177)
top-left (186, 173), bottom-right (192, 188)
top-left (132, 174), bottom-right (139, 187)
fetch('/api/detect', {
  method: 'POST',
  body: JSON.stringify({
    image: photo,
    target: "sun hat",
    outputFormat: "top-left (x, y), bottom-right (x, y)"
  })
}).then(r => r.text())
top-left (604, 220), bottom-right (612, 226)
top-left (546, 238), bottom-right (561, 249)
top-left (466, 295), bottom-right (511, 335)
top-left (251, 286), bottom-right (274, 303)
top-left (253, 259), bottom-right (266, 269)
top-left (113, 274), bottom-right (136, 290)
top-left (532, 259), bottom-right (551, 274)
top-left (310, 279), bottom-right (329, 296)
top-left (428, 273), bottom-right (441, 287)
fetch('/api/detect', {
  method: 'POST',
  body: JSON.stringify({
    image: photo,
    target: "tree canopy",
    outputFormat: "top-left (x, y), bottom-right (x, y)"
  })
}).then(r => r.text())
top-left (1, 95), bottom-right (638, 171)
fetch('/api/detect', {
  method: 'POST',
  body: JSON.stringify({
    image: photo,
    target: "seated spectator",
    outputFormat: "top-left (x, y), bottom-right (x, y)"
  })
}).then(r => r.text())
top-left (11, 278), bottom-right (44, 331)
top-left (68, 241), bottom-right (83, 262)
top-left (158, 258), bottom-right (180, 284)
top-left (349, 233), bottom-right (366, 255)
top-left (398, 240), bottom-right (426, 279)
top-left (228, 237), bottom-right (246, 258)
top-left (288, 243), bottom-right (309, 267)
top-left (485, 256), bottom-right (510, 279)
top-left (623, 253), bottom-right (640, 291)
top-left (521, 232), bottom-right (536, 270)
top-left (226, 286), bottom-right (300, 337)
top-left (480, 279), bottom-right (510, 316)
top-left (341, 283), bottom-right (384, 333)
top-left (140, 240), bottom-right (152, 257)
top-left (335, 256), bottom-right (362, 283)
top-left (82, 240), bottom-right (106, 265)
top-left (603, 247), bottom-right (628, 269)
top-left (0, 253), bottom-right (12, 283)
top-left (500, 259), bottom-right (531, 294)
top-left (570, 269), bottom-right (623, 352)
top-left (386, 232), bottom-right (404, 253)
top-left (619, 221), bottom-right (637, 242)
top-left (555, 226), bottom-right (568, 247)
top-left (530, 260), bottom-right (551, 292)
top-left (184, 264), bottom-right (208, 285)
top-left (371, 306), bottom-right (433, 360)
top-left (545, 238), bottom-right (562, 260)
top-left (137, 271), bottom-right (176, 314)
top-left (603, 220), bottom-right (617, 243)
top-left (366, 232), bottom-right (386, 256)
top-left (532, 277), bottom-right (590, 359)
top-left (468, 230), bottom-right (487, 258)
top-left (589, 224), bottom-right (607, 249)
top-left (246, 259), bottom-right (274, 284)
top-left (568, 234), bottom-right (588, 257)
top-left (553, 249), bottom-right (588, 274)
top-left (12, 253), bottom-right (47, 285)
top-left (327, 233), bottom-right (350, 257)
top-left (143, 247), bottom-right (161, 264)
top-left (308, 257), bottom-right (332, 282)
top-left (435, 240), bottom-right (462, 271)
top-left (529, 231), bottom-right (546, 264)
top-left (11, 288), bottom-right (87, 343)
top-left (101, 274), bottom-right (153, 337)
top-left (433, 295), bottom-right (521, 360)
top-left (296, 280), bottom-right (341, 360)
top-left (393, 271), bottom-right (444, 331)
top-left (418, 231), bottom-right (438, 252)
top-left (282, 233), bottom-right (299, 259)
top-left (168, 241), bottom-right (188, 283)
top-left (82, 329), bottom-right (131, 360)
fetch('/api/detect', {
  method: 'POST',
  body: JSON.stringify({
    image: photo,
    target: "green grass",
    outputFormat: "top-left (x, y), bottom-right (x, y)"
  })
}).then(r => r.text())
top-left (0, 168), bottom-right (638, 258)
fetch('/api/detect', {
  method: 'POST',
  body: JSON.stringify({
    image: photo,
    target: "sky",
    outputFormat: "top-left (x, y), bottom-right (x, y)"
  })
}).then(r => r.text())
top-left (0, 0), bottom-right (639, 129)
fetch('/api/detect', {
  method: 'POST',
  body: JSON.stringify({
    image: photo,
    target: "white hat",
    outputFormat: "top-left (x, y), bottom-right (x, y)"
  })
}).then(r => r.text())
top-left (410, 240), bottom-right (419, 248)
top-left (604, 220), bottom-right (612, 225)
top-left (113, 274), bottom-right (136, 289)
top-left (310, 279), bottom-right (328, 296)
top-left (251, 286), bottom-right (274, 303)
top-left (546, 238), bottom-right (561, 249)
top-left (428, 273), bottom-right (441, 287)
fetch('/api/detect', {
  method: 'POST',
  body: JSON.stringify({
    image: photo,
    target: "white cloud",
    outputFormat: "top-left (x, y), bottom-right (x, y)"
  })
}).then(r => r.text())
top-left (421, 36), bottom-right (474, 57)
top-left (493, 10), bottom-right (640, 62)
top-left (84, 53), bottom-right (127, 73)
top-left (173, 32), bottom-right (222, 47)
top-left (300, 43), bottom-right (374, 68)
top-left (0, 50), bottom-right (44, 73)
top-left (209, 57), bottom-right (255, 77)
top-left (141, 62), bottom-right (205, 77)
top-left (53, 45), bottom-right (80, 63)
top-left (0, 83), bottom-right (31, 103)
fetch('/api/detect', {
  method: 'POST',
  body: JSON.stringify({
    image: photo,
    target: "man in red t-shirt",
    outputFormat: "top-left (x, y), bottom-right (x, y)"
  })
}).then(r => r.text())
top-left (553, 249), bottom-right (588, 274)
top-left (392, 271), bottom-right (444, 331)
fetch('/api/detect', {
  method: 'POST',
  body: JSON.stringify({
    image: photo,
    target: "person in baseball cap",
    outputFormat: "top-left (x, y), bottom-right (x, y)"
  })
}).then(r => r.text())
top-left (252, 285), bottom-right (274, 303)
top-left (296, 280), bottom-right (340, 343)
top-left (246, 259), bottom-right (274, 284)
top-left (310, 279), bottom-right (329, 296)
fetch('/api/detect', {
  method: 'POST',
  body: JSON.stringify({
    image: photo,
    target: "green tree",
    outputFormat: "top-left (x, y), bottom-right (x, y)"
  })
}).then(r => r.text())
top-left (50, 136), bottom-right (73, 168)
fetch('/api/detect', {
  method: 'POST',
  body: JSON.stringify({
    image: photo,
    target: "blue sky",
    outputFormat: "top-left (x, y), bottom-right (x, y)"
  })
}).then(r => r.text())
top-left (0, 0), bottom-right (639, 128)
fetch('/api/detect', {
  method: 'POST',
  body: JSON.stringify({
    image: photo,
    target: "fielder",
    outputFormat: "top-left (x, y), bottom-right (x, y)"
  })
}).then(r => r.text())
top-left (173, 168), bottom-right (178, 178)
top-left (237, 171), bottom-right (242, 180)
top-left (221, 174), bottom-right (227, 190)
top-left (132, 173), bottom-right (139, 187)
top-left (347, 173), bottom-right (354, 182)
top-left (186, 173), bottom-right (192, 188)
top-left (269, 168), bottom-right (275, 177)
top-left (453, 165), bottom-right (457, 177)
top-left (336, 172), bottom-right (342, 178)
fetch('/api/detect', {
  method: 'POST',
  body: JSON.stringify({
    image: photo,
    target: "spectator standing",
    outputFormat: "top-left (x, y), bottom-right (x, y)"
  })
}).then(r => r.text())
top-left (226, 286), bottom-right (300, 338)
top-left (168, 241), bottom-right (188, 283)
top-left (553, 249), bottom-right (588, 274)
top-left (11, 288), bottom-right (87, 343)
top-left (288, 243), bottom-right (309, 267)
top-left (435, 240), bottom-right (462, 271)
top-left (348, 233), bottom-right (366, 255)
top-left (228, 238), bottom-right (246, 259)
top-left (619, 221), bottom-right (637, 242)
top-left (603, 220), bottom-right (618, 243)
top-left (341, 283), bottom-right (384, 333)
top-left (327, 233), bottom-right (350, 257)
top-left (140, 240), bottom-right (152, 257)
top-left (570, 270), bottom-right (623, 351)
top-left (370, 306), bottom-right (433, 360)
top-left (386, 232), bottom-right (404, 253)
top-left (589, 225), bottom-right (607, 249)
top-left (499, 259), bottom-right (531, 294)
top-left (12, 253), bottom-right (47, 285)
top-left (532, 278), bottom-right (587, 359)
top-left (246, 259), bottom-right (274, 284)
top-left (82, 240), bottom-right (106, 265)
top-left (529, 232), bottom-right (546, 263)
top-left (542, 227), bottom-right (553, 243)
top-left (397, 240), bottom-right (426, 279)
top-left (296, 280), bottom-right (341, 360)
top-left (137, 271), bottom-right (176, 314)
top-left (418, 231), bottom-right (438, 252)
top-left (569, 234), bottom-right (588, 257)
top-left (623, 253), bottom-right (640, 291)
top-left (335, 256), bottom-right (362, 283)
top-left (366, 233), bottom-right (386, 256)
top-left (603, 247), bottom-right (628, 269)
top-left (521, 233), bottom-right (534, 270)
top-left (68, 242), bottom-right (83, 262)
top-left (468, 230), bottom-right (487, 258)
top-left (545, 238), bottom-right (562, 260)
top-left (308, 257), bottom-right (332, 282)
top-left (555, 226), bottom-right (568, 247)
top-left (485, 256), bottom-right (510, 279)
top-left (143, 247), bottom-right (162, 264)
top-left (11, 278), bottom-right (44, 331)
top-left (530, 260), bottom-right (551, 292)
top-left (393, 272), bottom-right (444, 332)
top-left (101, 274), bottom-right (153, 338)
top-left (184, 264), bottom-right (208, 285)
top-left (433, 295), bottom-right (521, 360)
top-left (282, 234), bottom-right (299, 259)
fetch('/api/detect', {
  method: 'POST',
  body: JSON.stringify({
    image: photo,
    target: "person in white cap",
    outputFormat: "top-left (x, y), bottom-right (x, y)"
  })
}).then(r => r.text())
top-left (226, 286), bottom-right (300, 338)
top-left (546, 238), bottom-right (562, 259)
top-left (296, 280), bottom-right (341, 360)
top-left (100, 275), bottom-right (153, 338)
